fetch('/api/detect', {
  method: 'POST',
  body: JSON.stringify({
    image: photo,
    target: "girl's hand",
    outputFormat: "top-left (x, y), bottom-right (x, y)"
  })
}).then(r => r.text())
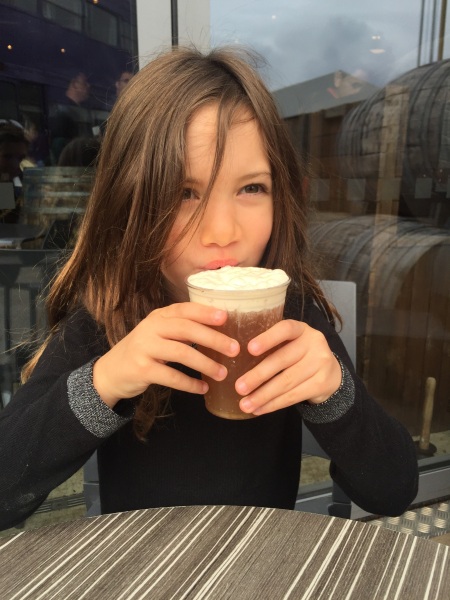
top-left (235, 320), bottom-right (342, 416)
top-left (93, 303), bottom-right (239, 408)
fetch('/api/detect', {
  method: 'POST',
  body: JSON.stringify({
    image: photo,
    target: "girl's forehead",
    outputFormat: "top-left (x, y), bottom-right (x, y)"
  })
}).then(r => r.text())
top-left (188, 103), bottom-right (254, 132)
top-left (186, 104), bottom-right (259, 152)
top-left (184, 106), bottom-right (269, 183)
top-left (186, 105), bottom-right (217, 144)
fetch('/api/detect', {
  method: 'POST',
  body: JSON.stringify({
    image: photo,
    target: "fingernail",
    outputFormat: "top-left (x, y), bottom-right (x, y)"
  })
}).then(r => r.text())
top-left (240, 398), bottom-right (253, 412)
top-left (229, 340), bottom-right (239, 355)
top-left (213, 310), bottom-right (226, 322)
top-left (236, 380), bottom-right (248, 394)
top-left (216, 366), bottom-right (227, 380)
top-left (248, 340), bottom-right (260, 355)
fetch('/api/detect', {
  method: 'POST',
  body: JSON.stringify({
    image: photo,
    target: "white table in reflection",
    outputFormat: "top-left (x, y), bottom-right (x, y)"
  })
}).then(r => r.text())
top-left (1, 505), bottom-right (449, 599)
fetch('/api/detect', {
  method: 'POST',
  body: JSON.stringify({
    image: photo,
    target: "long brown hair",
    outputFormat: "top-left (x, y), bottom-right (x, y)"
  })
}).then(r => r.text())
top-left (23, 46), bottom-right (337, 438)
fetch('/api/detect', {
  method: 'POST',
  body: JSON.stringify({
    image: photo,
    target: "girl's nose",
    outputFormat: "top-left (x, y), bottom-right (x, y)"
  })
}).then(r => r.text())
top-left (199, 197), bottom-right (239, 247)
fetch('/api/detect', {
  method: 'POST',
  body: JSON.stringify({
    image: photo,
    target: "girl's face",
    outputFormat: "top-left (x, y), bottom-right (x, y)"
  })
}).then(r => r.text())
top-left (162, 104), bottom-right (273, 301)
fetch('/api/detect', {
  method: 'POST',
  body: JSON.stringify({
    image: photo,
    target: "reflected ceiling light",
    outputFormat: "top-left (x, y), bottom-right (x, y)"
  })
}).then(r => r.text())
top-left (60, 48), bottom-right (66, 53)
top-left (7, 44), bottom-right (12, 50)
top-left (370, 34), bottom-right (386, 54)
top-left (272, 15), bottom-right (277, 20)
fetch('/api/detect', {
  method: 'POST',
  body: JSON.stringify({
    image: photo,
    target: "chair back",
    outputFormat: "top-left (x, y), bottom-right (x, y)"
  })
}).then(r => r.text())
top-left (300, 280), bottom-right (357, 518)
top-left (0, 249), bottom-right (60, 409)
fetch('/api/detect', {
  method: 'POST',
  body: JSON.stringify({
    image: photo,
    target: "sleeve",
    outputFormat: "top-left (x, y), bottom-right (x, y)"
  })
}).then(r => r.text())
top-left (297, 301), bottom-right (419, 517)
top-left (0, 310), bottom-right (133, 531)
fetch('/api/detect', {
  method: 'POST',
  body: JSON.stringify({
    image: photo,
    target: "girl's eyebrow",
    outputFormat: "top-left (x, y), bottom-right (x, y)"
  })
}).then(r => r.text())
top-left (236, 171), bottom-right (272, 182)
top-left (183, 171), bottom-right (272, 186)
top-left (183, 176), bottom-right (201, 185)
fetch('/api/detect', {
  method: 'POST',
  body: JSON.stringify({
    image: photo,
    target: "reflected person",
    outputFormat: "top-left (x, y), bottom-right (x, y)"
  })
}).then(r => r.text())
top-left (0, 120), bottom-right (28, 223)
top-left (115, 70), bottom-right (134, 99)
top-left (50, 72), bottom-right (93, 163)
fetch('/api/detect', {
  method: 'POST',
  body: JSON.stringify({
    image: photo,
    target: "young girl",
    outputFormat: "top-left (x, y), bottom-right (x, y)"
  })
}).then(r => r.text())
top-left (0, 47), bottom-right (418, 530)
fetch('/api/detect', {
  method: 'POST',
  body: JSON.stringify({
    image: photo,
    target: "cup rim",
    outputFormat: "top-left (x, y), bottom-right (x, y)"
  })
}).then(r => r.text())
top-left (186, 278), bottom-right (290, 294)
top-left (185, 269), bottom-right (290, 293)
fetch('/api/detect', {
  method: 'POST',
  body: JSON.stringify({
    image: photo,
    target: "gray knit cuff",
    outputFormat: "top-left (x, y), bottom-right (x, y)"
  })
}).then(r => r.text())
top-left (67, 360), bottom-right (133, 438)
top-left (298, 354), bottom-right (355, 424)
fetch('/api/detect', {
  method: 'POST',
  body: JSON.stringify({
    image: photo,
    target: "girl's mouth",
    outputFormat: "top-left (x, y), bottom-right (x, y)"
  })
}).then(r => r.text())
top-left (203, 259), bottom-right (238, 270)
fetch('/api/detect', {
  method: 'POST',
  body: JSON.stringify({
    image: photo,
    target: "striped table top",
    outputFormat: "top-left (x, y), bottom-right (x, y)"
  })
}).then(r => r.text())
top-left (0, 505), bottom-right (449, 599)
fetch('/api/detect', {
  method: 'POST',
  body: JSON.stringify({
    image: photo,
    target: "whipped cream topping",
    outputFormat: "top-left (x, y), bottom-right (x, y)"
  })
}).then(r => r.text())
top-left (187, 266), bottom-right (289, 291)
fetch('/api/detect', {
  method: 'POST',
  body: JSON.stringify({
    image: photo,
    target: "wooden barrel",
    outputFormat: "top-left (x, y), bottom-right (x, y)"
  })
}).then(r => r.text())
top-left (337, 60), bottom-right (450, 225)
top-left (21, 166), bottom-right (95, 245)
top-left (311, 215), bottom-right (450, 434)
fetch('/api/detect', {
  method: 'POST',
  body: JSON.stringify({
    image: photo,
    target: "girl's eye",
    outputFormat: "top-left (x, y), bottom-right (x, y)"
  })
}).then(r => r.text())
top-left (182, 188), bottom-right (197, 201)
top-left (241, 183), bottom-right (266, 195)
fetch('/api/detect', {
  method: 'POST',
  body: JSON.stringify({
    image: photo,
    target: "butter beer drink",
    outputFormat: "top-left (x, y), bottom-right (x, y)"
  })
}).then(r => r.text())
top-left (187, 266), bottom-right (290, 419)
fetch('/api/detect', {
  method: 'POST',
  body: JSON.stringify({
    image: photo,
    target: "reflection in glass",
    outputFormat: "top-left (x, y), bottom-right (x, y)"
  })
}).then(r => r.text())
top-left (0, 0), bottom-right (137, 345)
top-left (211, 0), bottom-right (450, 468)
top-left (273, 58), bottom-right (450, 462)
top-left (0, 0), bottom-right (138, 534)
top-left (0, 0), bottom-right (449, 533)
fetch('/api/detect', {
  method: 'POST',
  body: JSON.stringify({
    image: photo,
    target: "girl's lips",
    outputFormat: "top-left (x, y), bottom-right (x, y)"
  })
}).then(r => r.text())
top-left (202, 259), bottom-right (238, 270)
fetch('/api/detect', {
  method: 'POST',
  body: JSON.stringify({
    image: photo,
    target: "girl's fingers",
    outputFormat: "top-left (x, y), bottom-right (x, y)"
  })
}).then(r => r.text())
top-left (236, 324), bottom-right (323, 396)
top-left (152, 339), bottom-right (228, 382)
top-left (147, 305), bottom-right (239, 358)
top-left (156, 317), bottom-right (239, 358)
top-left (147, 361), bottom-right (210, 396)
top-left (235, 320), bottom-right (342, 415)
top-left (247, 319), bottom-right (307, 356)
top-left (153, 302), bottom-right (228, 326)
top-left (94, 303), bottom-right (239, 405)
top-left (242, 380), bottom-right (316, 415)
top-left (239, 362), bottom-right (322, 414)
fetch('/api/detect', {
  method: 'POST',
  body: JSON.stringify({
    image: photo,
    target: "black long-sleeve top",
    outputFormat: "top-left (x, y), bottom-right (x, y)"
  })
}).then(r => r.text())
top-left (0, 301), bottom-right (419, 531)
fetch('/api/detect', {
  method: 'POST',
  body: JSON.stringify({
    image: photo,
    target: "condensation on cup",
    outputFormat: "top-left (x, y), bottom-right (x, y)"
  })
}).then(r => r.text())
top-left (187, 266), bottom-right (290, 420)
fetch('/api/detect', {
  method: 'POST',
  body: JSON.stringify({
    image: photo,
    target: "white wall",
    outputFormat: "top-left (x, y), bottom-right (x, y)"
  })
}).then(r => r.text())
top-left (177, 0), bottom-right (210, 50)
top-left (136, 0), bottom-right (210, 69)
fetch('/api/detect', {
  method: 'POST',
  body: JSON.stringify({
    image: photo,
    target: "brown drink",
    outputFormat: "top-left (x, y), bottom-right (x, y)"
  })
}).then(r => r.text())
top-left (187, 266), bottom-right (290, 419)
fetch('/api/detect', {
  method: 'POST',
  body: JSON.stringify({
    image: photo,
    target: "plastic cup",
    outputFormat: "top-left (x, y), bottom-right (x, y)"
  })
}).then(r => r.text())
top-left (187, 267), bottom-right (290, 419)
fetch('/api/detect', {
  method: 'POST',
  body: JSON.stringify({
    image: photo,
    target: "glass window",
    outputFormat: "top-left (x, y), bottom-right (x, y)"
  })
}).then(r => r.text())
top-left (212, 1), bottom-right (426, 90)
top-left (1, 0), bottom-right (37, 13)
top-left (0, 0), bottom-right (138, 536)
top-left (86, 4), bottom-right (119, 46)
top-left (211, 0), bottom-right (450, 507)
top-left (1, 0), bottom-right (448, 536)
top-left (120, 19), bottom-right (137, 53)
top-left (0, 82), bottom-right (19, 120)
top-left (42, 0), bottom-right (83, 32)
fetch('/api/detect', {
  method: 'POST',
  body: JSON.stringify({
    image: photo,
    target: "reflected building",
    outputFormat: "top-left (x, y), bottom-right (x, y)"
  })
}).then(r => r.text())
top-left (273, 60), bottom-right (450, 435)
top-left (0, 1), bottom-right (137, 164)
